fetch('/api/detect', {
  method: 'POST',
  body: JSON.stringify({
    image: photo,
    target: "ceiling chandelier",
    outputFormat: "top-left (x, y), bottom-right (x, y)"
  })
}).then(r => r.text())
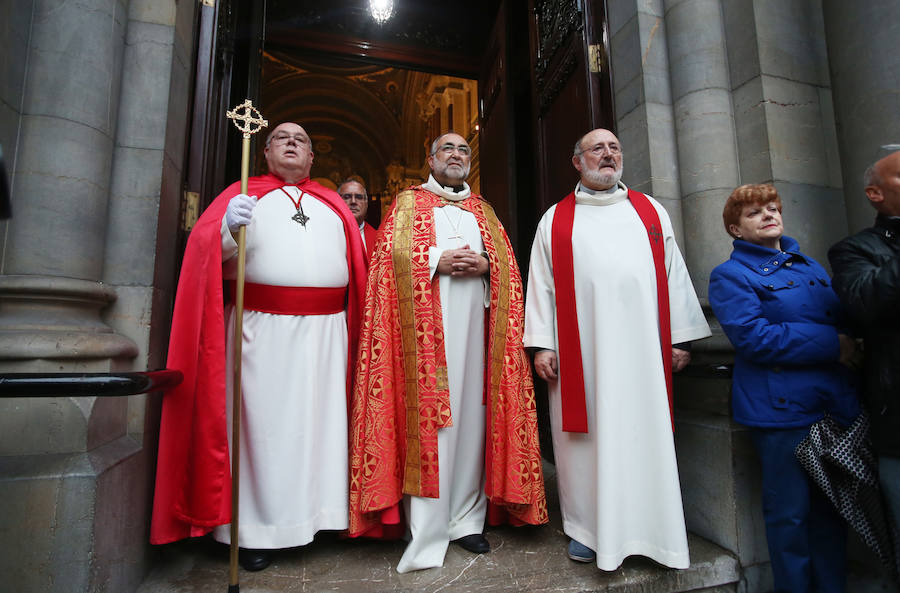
top-left (369, 0), bottom-right (394, 24)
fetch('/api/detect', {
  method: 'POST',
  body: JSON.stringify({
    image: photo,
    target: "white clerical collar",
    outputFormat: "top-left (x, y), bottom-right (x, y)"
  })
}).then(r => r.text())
top-left (423, 174), bottom-right (471, 202)
top-left (358, 221), bottom-right (365, 231)
top-left (574, 181), bottom-right (628, 206)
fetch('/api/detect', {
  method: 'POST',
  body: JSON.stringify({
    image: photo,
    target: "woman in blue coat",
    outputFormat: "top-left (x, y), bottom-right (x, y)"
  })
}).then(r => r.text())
top-left (708, 184), bottom-right (860, 593)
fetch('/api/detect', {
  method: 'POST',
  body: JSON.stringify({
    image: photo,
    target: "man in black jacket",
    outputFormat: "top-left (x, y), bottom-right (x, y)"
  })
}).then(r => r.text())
top-left (829, 149), bottom-right (900, 531)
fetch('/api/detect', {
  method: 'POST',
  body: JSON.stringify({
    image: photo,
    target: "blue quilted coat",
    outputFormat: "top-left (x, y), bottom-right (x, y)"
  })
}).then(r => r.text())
top-left (709, 236), bottom-right (859, 428)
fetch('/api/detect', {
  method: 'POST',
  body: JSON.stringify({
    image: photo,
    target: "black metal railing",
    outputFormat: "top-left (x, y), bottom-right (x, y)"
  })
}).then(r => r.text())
top-left (0, 370), bottom-right (183, 397)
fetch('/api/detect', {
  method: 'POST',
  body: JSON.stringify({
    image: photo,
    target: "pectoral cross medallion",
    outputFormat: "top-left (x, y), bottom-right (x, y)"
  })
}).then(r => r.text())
top-left (281, 187), bottom-right (310, 228)
top-left (292, 207), bottom-right (310, 227)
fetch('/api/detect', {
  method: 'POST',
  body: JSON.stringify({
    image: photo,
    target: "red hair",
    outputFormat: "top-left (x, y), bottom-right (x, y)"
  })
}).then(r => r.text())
top-left (723, 184), bottom-right (782, 238)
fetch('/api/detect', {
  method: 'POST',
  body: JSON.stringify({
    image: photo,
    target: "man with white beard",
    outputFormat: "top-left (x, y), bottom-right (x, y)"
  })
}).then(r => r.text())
top-left (524, 128), bottom-right (709, 569)
top-left (349, 132), bottom-right (547, 573)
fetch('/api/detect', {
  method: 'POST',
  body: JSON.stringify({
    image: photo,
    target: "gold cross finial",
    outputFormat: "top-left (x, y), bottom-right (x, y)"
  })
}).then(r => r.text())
top-left (226, 99), bottom-right (268, 138)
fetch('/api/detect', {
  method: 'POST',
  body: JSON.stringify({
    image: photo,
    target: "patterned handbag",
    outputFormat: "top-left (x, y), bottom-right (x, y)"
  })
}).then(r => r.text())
top-left (796, 411), bottom-right (900, 580)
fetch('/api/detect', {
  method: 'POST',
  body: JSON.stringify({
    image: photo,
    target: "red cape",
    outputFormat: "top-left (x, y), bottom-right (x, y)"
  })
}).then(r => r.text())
top-left (150, 173), bottom-right (367, 545)
top-left (363, 221), bottom-right (378, 261)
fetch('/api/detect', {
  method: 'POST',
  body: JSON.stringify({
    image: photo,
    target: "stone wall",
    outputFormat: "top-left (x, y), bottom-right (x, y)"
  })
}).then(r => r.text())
top-left (0, 0), bottom-right (32, 169)
top-left (0, 1), bottom-right (196, 591)
top-left (823, 0), bottom-right (900, 233)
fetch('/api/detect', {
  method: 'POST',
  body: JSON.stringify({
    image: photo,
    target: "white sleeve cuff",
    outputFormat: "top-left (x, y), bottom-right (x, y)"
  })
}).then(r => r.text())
top-left (428, 246), bottom-right (444, 280)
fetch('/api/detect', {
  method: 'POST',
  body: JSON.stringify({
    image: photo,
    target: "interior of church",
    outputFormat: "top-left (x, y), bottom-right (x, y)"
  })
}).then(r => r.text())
top-left (259, 52), bottom-right (479, 226)
top-left (241, 0), bottom-right (506, 226)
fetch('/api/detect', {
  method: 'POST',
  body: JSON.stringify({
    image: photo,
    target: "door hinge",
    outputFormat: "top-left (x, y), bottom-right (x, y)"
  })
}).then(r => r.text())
top-left (201, 0), bottom-right (215, 7)
top-left (182, 191), bottom-right (200, 232)
top-left (588, 44), bottom-right (606, 74)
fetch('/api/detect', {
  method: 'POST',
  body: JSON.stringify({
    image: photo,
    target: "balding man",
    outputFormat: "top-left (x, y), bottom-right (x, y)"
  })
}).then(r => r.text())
top-left (151, 122), bottom-right (367, 571)
top-left (349, 132), bottom-right (547, 572)
top-left (338, 179), bottom-right (377, 258)
top-left (829, 149), bottom-right (900, 534)
top-left (524, 128), bottom-right (710, 569)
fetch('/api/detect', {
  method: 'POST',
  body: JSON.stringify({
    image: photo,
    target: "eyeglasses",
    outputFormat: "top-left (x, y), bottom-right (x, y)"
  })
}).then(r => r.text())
top-left (340, 193), bottom-right (366, 201)
top-left (434, 143), bottom-right (472, 157)
top-left (579, 143), bottom-right (621, 156)
top-left (270, 134), bottom-right (310, 147)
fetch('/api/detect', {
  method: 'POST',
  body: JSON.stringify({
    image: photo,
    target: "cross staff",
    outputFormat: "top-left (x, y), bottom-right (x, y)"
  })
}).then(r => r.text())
top-left (224, 99), bottom-right (267, 593)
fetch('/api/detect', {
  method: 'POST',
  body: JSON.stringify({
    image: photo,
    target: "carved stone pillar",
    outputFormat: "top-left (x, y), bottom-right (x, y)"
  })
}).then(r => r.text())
top-left (822, 0), bottom-right (900, 233)
top-left (0, 0), bottom-right (136, 374)
top-left (664, 0), bottom-right (740, 296)
top-left (0, 2), bottom-right (151, 592)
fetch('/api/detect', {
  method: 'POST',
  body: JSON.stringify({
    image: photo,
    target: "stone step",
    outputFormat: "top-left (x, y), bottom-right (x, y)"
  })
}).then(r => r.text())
top-left (137, 531), bottom-right (738, 593)
top-left (138, 462), bottom-right (740, 593)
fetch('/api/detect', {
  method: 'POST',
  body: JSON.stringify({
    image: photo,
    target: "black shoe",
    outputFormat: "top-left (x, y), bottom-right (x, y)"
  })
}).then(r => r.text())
top-left (453, 533), bottom-right (490, 554)
top-left (238, 548), bottom-right (272, 572)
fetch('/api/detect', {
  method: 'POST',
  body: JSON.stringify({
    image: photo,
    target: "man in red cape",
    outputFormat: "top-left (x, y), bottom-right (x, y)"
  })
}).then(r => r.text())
top-left (349, 132), bottom-right (547, 573)
top-left (151, 123), bottom-right (367, 572)
top-left (338, 178), bottom-right (378, 260)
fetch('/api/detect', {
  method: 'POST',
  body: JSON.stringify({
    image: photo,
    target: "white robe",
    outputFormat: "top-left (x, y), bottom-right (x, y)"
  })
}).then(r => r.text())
top-left (523, 182), bottom-right (710, 570)
top-left (213, 185), bottom-right (350, 549)
top-left (396, 176), bottom-right (489, 573)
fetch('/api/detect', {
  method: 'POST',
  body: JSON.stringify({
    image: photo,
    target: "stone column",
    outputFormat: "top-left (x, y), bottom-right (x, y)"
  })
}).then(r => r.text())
top-left (0, 2), bottom-right (155, 593)
top-left (723, 0), bottom-right (844, 266)
top-left (822, 0), bottom-right (900, 233)
top-left (664, 0), bottom-right (740, 296)
top-left (0, 0), bottom-right (136, 372)
top-left (609, 0), bottom-right (685, 244)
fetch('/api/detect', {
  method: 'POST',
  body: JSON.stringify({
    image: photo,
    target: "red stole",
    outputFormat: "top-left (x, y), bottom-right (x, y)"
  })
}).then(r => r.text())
top-left (550, 188), bottom-right (673, 433)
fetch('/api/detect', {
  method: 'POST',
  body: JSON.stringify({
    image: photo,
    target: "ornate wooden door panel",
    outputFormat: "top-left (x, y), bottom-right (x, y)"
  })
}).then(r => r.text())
top-left (478, 1), bottom-right (515, 241)
top-left (529, 0), bottom-right (614, 212)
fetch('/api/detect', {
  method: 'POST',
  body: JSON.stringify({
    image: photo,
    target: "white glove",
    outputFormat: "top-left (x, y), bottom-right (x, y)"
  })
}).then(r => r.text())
top-left (225, 193), bottom-right (257, 232)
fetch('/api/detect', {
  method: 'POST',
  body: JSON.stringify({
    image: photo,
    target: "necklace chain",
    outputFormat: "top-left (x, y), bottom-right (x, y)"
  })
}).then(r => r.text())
top-left (440, 204), bottom-right (465, 246)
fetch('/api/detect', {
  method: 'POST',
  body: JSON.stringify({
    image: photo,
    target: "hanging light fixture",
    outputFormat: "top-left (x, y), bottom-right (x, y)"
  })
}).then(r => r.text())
top-left (369, 0), bottom-right (394, 24)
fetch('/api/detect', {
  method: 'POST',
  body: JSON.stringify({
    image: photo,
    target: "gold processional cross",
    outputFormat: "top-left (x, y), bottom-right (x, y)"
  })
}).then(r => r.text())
top-left (223, 98), bottom-right (267, 593)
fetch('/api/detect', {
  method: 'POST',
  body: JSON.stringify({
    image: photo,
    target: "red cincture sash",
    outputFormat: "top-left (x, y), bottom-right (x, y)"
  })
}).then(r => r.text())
top-left (550, 188), bottom-right (674, 433)
top-left (228, 282), bottom-right (348, 315)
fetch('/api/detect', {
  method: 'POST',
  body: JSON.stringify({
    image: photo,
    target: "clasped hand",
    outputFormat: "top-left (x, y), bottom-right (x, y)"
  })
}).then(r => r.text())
top-left (436, 244), bottom-right (489, 277)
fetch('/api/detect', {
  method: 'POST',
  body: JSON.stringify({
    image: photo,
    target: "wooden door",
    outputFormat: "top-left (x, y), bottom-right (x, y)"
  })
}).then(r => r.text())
top-left (528, 0), bottom-right (615, 212)
top-left (183, 0), bottom-right (266, 218)
top-left (478, 2), bottom-right (515, 242)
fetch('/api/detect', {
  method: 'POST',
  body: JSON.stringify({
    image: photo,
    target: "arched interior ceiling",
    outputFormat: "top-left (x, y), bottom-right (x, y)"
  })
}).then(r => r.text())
top-left (259, 49), bottom-right (479, 208)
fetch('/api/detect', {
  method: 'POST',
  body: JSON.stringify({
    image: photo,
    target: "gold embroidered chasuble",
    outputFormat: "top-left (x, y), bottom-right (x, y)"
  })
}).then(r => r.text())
top-left (349, 186), bottom-right (547, 536)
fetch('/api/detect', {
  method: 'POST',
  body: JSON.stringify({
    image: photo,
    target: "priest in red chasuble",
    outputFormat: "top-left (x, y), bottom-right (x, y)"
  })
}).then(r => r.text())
top-left (150, 122), bottom-right (366, 572)
top-left (349, 132), bottom-right (547, 573)
top-left (524, 128), bottom-right (710, 569)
